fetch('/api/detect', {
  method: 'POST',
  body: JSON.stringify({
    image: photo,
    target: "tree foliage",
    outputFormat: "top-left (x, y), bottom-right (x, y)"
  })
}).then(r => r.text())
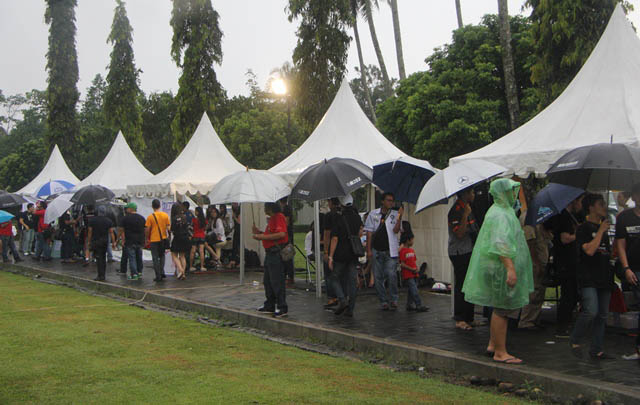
top-left (104, 0), bottom-right (145, 157)
top-left (376, 15), bottom-right (536, 168)
top-left (141, 92), bottom-right (179, 174)
top-left (0, 140), bottom-right (47, 192)
top-left (45, 0), bottom-right (80, 169)
top-left (170, 0), bottom-right (225, 151)
top-left (525, 0), bottom-right (633, 107)
top-left (350, 64), bottom-right (395, 123)
top-left (287, 0), bottom-right (352, 132)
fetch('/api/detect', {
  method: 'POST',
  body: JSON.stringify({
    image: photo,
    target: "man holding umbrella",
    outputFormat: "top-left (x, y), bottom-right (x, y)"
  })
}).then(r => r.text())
top-left (364, 192), bottom-right (403, 311)
top-left (87, 206), bottom-right (117, 281)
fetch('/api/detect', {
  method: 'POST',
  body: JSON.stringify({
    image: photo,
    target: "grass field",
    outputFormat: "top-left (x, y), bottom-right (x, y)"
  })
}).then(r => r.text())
top-left (0, 271), bottom-right (534, 404)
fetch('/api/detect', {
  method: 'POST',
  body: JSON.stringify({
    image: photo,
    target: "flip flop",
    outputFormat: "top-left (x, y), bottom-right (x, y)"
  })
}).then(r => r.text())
top-left (485, 350), bottom-right (495, 358)
top-left (456, 324), bottom-right (473, 331)
top-left (493, 357), bottom-right (524, 365)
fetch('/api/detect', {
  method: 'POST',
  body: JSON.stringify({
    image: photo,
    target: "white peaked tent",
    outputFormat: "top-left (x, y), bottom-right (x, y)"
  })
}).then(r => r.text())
top-left (127, 113), bottom-right (244, 196)
top-left (271, 80), bottom-right (408, 179)
top-left (451, 5), bottom-right (640, 175)
top-left (76, 131), bottom-right (152, 195)
top-left (18, 145), bottom-right (80, 195)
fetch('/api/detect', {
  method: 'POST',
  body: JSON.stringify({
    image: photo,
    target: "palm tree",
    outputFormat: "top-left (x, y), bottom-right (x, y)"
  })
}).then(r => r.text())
top-left (387, 0), bottom-right (406, 80)
top-left (497, 0), bottom-right (520, 129)
top-left (455, 0), bottom-right (463, 28)
top-left (351, 0), bottom-right (377, 122)
top-left (359, 0), bottom-right (393, 96)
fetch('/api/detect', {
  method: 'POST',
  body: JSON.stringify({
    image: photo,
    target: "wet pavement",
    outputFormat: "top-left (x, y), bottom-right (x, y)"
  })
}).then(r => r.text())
top-left (8, 258), bottom-right (640, 392)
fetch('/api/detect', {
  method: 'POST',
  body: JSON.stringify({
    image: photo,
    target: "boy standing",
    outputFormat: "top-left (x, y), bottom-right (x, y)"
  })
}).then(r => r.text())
top-left (399, 233), bottom-right (428, 312)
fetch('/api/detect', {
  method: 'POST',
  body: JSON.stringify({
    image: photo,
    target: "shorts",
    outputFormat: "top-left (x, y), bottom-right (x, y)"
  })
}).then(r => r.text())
top-left (192, 238), bottom-right (205, 246)
top-left (493, 307), bottom-right (520, 320)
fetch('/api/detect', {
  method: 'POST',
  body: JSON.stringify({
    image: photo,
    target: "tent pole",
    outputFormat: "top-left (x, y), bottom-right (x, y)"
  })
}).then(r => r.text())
top-left (313, 200), bottom-right (322, 298)
top-left (239, 203), bottom-right (245, 284)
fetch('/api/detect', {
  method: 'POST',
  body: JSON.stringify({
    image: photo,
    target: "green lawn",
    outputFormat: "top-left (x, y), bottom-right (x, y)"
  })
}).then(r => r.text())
top-left (0, 271), bottom-right (534, 405)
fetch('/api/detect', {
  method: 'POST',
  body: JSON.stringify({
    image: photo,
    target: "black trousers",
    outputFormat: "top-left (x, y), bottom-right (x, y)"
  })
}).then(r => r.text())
top-left (557, 275), bottom-right (578, 331)
top-left (263, 251), bottom-right (287, 311)
top-left (450, 253), bottom-right (475, 323)
top-left (150, 242), bottom-right (165, 280)
top-left (283, 258), bottom-right (294, 280)
top-left (93, 244), bottom-right (107, 280)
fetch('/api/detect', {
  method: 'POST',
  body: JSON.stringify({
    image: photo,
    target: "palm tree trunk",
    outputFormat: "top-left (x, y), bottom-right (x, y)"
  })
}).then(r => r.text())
top-left (497, 0), bottom-right (520, 129)
top-left (455, 0), bottom-right (463, 29)
top-left (363, 0), bottom-right (393, 96)
top-left (389, 0), bottom-right (406, 80)
top-left (352, 0), bottom-right (377, 122)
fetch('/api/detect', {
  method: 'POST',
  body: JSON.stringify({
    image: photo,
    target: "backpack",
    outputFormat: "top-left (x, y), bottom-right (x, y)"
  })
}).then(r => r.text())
top-left (172, 215), bottom-right (193, 239)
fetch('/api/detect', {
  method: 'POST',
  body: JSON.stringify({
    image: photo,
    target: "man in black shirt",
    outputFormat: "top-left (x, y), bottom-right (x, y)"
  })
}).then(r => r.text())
top-left (19, 204), bottom-right (37, 255)
top-left (322, 198), bottom-right (341, 307)
top-left (328, 195), bottom-right (363, 317)
top-left (570, 193), bottom-right (612, 359)
top-left (615, 183), bottom-right (640, 360)
top-left (60, 210), bottom-right (78, 263)
top-left (119, 202), bottom-right (145, 280)
top-left (279, 197), bottom-right (295, 285)
top-left (552, 194), bottom-right (584, 337)
top-left (88, 206), bottom-right (117, 281)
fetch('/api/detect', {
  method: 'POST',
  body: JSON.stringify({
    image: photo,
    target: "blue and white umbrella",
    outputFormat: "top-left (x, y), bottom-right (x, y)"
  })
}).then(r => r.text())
top-left (35, 180), bottom-right (75, 198)
top-left (525, 183), bottom-right (584, 226)
top-left (0, 210), bottom-right (15, 223)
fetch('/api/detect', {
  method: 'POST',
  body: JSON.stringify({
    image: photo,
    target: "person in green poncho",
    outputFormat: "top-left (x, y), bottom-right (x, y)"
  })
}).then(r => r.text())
top-left (462, 178), bottom-right (533, 364)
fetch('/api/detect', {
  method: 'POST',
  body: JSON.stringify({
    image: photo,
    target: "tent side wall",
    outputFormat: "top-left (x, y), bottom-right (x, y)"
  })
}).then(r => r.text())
top-left (408, 203), bottom-right (451, 283)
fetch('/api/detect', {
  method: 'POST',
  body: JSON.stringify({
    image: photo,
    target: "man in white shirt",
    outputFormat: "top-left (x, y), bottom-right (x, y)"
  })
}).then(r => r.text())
top-left (364, 192), bottom-right (403, 310)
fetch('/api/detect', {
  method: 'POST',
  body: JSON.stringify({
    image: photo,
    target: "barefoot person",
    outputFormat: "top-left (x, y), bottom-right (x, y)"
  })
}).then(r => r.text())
top-left (462, 179), bottom-right (533, 364)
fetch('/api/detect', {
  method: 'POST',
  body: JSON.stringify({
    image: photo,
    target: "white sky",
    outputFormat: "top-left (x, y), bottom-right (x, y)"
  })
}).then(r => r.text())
top-left (1, 0), bottom-right (639, 100)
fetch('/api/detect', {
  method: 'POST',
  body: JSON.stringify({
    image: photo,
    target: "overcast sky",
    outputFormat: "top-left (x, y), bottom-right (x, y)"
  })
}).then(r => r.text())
top-left (1, 0), bottom-right (639, 101)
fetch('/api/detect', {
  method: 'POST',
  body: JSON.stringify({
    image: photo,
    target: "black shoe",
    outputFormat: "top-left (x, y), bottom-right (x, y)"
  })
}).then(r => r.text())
top-left (590, 352), bottom-right (614, 360)
top-left (2, 259), bottom-right (9, 263)
top-left (161, 274), bottom-right (167, 279)
top-left (406, 306), bottom-right (416, 312)
top-left (273, 309), bottom-right (288, 318)
top-left (389, 302), bottom-right (398, 311)
top-left (153, 278), bottom-right (164, 282)
top-left (334, 301), bottom-right (348, 315)
top-left (257, 306), bottom-right (275, 313)
top-left (93, 277), bottom-right (105, 281)
top-left (555, 329), bottom-right (570, 338)
top-left (343, 309), bottom-right (353, 317)
top-left (416, 306), bottom-right (430, 313)
top-left (32, 256), bottom-right (41, 262)
top-left (14, 257), bottom-right (23, 263)
top-left (42, 257), bottom-right (52, 262)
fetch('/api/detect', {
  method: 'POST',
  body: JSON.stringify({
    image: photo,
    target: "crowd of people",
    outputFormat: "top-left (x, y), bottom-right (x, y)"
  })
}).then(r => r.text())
top-left (2, 179), bottom-right (640, 362)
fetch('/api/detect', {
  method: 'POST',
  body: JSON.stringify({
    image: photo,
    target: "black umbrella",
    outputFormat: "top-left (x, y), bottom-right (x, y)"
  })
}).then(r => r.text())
top-left (0, 190), bottom-right (28, 209)
top-left (71, 185), bottom-right (115, 205)
top-left (291, 158), bottom-right (373, 202)
top-left (546, 143), bottom-right (640, 191)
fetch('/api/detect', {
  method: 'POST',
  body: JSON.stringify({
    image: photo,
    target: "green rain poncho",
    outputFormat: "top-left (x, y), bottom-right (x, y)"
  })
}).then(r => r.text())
top-left (461, 178), bottom-right (533, 310)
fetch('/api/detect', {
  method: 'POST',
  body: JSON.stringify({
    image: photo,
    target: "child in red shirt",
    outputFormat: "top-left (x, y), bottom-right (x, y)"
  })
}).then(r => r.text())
top-left (399, 233), bottom-right (429, 312)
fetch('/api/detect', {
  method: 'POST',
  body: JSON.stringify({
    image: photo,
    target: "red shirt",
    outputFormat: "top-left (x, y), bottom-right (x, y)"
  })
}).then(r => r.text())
top-left (399, 247), bottom-right (418, 280)
top-left (0, 221), bottom-right (12, 236)
top-left (34, 209), bottom-right (49, 233)
top-left (262, 213), bottom-right (288, 249)
top-left (192, 217), bottom-right (206, 239)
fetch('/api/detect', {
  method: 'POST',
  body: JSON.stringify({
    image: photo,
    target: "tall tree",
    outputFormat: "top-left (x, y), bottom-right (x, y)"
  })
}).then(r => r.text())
top-left (170, 0), bottom-right (225, 151)
top-left (455, 0), bottom-right (463, 28)
top-left (388, 0), bottom-right (406, 80)
top-left (525, 0), bottom-right (633, 107)
top-left (44, 0), bottom-right (80, 167)
top-left (351, 0), bottom-right (376, 122)
top-left (350, 64), bottom-right (394, 123)
top-left (360, 0), bottom-right (393, 96)
top-left (104, 0), bottom-right (145, 157)
top-left (497, 0), bottom-right (520, 129)
top-left (77, 74), bottom-right (112, 178)
top-left (287, 0), bottom-right (352, 131)
top-left (141, 92), bottom-right (178, 174)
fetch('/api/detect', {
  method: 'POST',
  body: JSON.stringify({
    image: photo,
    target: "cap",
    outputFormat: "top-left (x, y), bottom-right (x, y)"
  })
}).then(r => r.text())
top-left (339, 194), bottom-right (353, 206)
top-left (125, 202), bottom-right (137, 211)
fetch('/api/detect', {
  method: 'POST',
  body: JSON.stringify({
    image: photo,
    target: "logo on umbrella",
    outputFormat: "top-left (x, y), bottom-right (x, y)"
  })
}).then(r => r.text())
top-left (297, 190), bottom-right (310, 196)
top-left (346, 177), bottom-right (362, 187)
top-left (557, 161), bottom-right (579, 168)
top-left (457, 176), bottom-right (469, 185)
top-left (537, 206), bottom-right (553, 220)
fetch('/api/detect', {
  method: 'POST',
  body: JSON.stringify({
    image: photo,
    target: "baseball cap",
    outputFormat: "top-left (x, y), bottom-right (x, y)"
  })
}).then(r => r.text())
top-left (339, 194), bottom-right (353, 206)
top-left (125, 202), bottom-right (137, 211)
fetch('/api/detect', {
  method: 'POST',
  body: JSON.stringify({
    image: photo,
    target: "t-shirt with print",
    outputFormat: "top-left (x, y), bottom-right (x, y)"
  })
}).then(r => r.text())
top-left (399, 247), bottom-right (418, 280)
top-left (576, 221), bottom-right (613, 289)
top-left (615, 209), bottom-right (640, 271)
top-left (145, 211), bottom-right (170, 243)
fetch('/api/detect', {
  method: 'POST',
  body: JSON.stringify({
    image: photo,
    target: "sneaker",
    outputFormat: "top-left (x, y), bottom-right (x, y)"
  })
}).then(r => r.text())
top-left (416, 306), bottom-right (430, 313)
top-left (334, 301), bottom-right (348, 316)
top-left (273, 309), bottom-right (288, 318)
top-left (343, 309), bottom-right (353, 317)
top-left (127, 275), bottom-right (135, 280)
top-left (381, 303), bottom-right (390, 311)
top-left (622, 352), bottom-right (640, 360)
top-left (257, 306), bottom-right (275, 313)
top-left (14, 257), bottom-right (23, 263)
top-left (555, 329), bottom-right (571, 338)
top-left (406, 306), bottom-right (416, 312)
top-left (390, 302), bottom-right (398, 311)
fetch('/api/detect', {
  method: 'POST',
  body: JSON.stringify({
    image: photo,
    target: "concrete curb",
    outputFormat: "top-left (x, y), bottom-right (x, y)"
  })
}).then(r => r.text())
top-left (4, 263), bottom-right (639, 404)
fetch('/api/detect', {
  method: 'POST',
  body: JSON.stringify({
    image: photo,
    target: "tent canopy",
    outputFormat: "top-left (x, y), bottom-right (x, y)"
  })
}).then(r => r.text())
top-left (127, 113), bottom-right (244, 197)
top-left (76, 131), bottom-right (152, 196)
top-left (271, 80), bottom-right (409, 181)
top-left (18, 145), bottom-right (80, 195)
top-left (451, 5), bottom-right (640, 176)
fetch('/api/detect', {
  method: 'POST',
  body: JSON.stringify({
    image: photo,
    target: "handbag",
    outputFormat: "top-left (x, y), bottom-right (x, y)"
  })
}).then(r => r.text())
top-left (280, 243), bottom-right (295, 262)
top-left (153, 213), bottom-right (170, 250)
top-left (341, 214), bottom-right (365, 258)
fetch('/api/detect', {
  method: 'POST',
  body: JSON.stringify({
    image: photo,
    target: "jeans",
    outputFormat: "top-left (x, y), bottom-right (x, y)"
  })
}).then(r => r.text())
top-left (405, 278), bottom-right (423, 308)
top-left (125, 244), bottom-right (143, 276)
top-left (120, 247), bottom-right (128, 273)
top-left (283, 258), bottom-right (294, 281)
top-left (34, 232), bottom-right (51, 259)
top-left (93, 244), bottom-right (108, 280)
top-left (1, 235), bottom-right (20, 261)
top-left (373, 249), bottom-right (398, 305)
top-left (557, 274), bottom-right (579, 332)
top-left (263, 251), bottom-right (287, 311)
top-left (150, 241), bottom-right (165, 280)
top-left (450, 253), bottom-right (475, 323)
top-left (331, 260), bottom-right (358, 311)
top-left (630, 271), bottom-right (640, 349)
top-left (21, 229), bottom-right (35, 253)
top-left (61, 231), bottom-right (75, 260)
top-left (570, 287), bottom-right (611, 355)
top-left (106, 233), bottom-right (113, 261)
top-left (324, 261), bottom-right (336, 299)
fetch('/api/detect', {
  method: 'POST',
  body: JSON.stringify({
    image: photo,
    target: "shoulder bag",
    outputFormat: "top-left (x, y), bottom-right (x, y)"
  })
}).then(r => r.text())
top-left (153, 213), bottom-right (170, 250)
top-left (341, 213), bottom-right (365, 258)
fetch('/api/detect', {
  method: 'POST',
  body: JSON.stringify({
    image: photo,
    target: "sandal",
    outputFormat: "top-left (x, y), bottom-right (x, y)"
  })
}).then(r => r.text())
top-left (493, 357), bottom-right (524, 365)
top-left (456, 322), bottom-right (473, 331)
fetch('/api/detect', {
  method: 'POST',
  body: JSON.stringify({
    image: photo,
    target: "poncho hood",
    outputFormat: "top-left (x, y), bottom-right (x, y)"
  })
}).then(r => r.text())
top-left (489, 178), bottom-right (520, 208)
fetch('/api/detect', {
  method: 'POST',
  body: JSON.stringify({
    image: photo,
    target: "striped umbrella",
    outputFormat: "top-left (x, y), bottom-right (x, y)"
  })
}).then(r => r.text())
top-left (35, 180), bottom-right (75, 198)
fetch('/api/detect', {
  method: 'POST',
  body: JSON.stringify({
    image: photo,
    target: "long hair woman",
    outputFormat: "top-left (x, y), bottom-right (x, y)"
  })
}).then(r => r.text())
top-left (190, 206), bottom-right (207, 272)
top-left (204, 206), bottom-right (225, 267)
top-left (170, 203), bottom-right (191, 279)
